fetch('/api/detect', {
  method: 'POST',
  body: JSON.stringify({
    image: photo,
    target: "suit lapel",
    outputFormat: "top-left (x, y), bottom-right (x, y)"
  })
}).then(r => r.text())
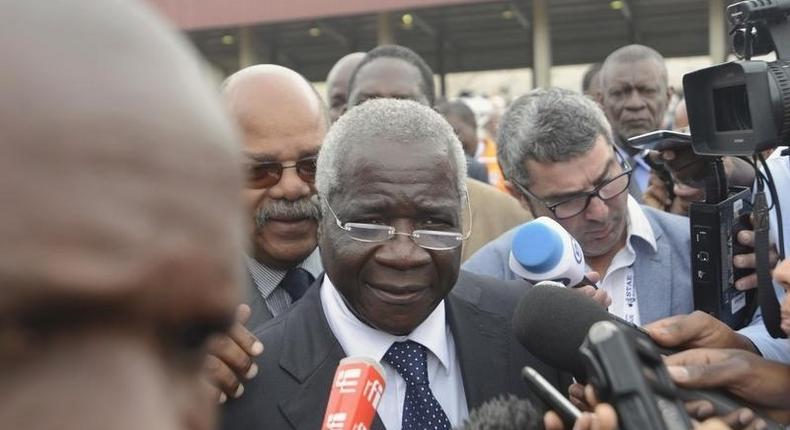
top-left (446, 281), bottom-right (511, 411)
top-left (634, 216), bottom-right (672, 324)
top-left (276, 277), bottom-right (387, 430)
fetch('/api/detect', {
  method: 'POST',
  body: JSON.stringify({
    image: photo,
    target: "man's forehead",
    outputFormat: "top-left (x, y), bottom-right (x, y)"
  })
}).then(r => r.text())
top-left (356, 57), bottom-right (421, 85)
top-left (339, 139), bottom-right (454, 187)
top-left (235, 100), bottom-right (326, 153)
top-left (527, 139), bottom-right (616, 193)
top-left (603, 58), bottom-right (665, 85)
top-left (334, 175), bottom-right (461, 216)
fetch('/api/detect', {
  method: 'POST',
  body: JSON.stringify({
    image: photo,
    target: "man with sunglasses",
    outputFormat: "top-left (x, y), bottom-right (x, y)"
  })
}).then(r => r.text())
top-left (464, 88), bottom-right (693, 325)
top-left (205, 65), bottom-right (327, 402)
top-left (221, 98), bottom-right (569, 430)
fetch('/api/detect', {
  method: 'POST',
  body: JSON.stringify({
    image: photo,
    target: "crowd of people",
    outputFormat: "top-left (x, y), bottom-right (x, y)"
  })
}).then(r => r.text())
top-left (4, 1), bottom-right (790, 430)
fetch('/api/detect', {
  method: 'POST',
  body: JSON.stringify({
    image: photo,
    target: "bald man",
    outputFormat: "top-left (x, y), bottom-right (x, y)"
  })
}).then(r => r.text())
top-left (0, 1), bottom-right (245, 430)
top-left (206, 65), bottom-right (328, 401)
top-left (597, 45), bottom-right (672, 198)
top-left (325, 52), bottom-right (365, 122)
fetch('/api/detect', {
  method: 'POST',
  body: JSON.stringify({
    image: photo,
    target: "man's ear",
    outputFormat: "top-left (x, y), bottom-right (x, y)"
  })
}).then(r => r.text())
top-left (665, 86), bottom-right (674, 105)
top-left (594, 90), bottom-right (604, 106)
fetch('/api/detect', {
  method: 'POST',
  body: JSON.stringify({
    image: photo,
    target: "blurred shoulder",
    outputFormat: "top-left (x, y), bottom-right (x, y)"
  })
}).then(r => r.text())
top-left (640, 204), bottom-right (689, 235)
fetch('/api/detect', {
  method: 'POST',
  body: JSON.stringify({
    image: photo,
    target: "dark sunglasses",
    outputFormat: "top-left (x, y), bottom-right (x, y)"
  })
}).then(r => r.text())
top-left (246, 156), bottom-right (317, 189)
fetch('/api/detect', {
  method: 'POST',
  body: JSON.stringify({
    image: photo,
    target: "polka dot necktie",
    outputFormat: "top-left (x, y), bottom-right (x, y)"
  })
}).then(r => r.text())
top-left (383, 340), bottom-right (452, 430)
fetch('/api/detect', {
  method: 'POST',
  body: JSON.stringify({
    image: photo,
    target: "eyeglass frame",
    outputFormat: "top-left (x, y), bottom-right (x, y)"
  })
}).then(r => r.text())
top-left (245, 155), bottom-right (318, 189)
top-left (510, 148), bottom-right (633, 220)
top-left (322, 189), bottom-right (473, 251)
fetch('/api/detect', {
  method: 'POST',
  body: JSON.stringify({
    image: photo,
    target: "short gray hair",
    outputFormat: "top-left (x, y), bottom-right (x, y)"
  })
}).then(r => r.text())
top-left (316, 98), bottom-right (467, 204)
top-left (497, 87), bottom-right (613, 187)
top-left (600, 44), bottom-right (668, 89)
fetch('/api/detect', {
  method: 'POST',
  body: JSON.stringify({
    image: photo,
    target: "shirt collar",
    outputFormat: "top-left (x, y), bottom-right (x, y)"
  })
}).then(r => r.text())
top-left (245, 247), bottom-right (323, 298)
top-left (320, 275), bottom-right (451, 371)
top-left (625, 195), bottom-right (657, 253)
top-left (615, 145), bottom-right (651, 171)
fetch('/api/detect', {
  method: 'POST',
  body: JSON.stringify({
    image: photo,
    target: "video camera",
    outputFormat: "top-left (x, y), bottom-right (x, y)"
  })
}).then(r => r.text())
top-left (683, 0), bottom-right (789, 336)
top-left (684, 0), bottom-right (790, 156)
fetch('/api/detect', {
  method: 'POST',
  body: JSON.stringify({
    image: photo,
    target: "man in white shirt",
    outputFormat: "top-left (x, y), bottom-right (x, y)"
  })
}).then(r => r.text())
top-left (221, 99), bottom-right (569, 430)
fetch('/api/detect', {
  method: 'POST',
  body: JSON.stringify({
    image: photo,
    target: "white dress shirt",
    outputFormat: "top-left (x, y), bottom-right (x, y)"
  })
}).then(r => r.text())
top-left (738, 148), bottom-right (790, 362)
top-left (320, 276), bottom-right (469, 430)
top-left (593, 196), bottom-right (657, 325)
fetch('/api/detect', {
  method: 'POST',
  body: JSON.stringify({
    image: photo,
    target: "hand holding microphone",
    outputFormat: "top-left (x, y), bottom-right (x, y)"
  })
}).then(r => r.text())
top-left (512, 285), bottom-right (784, 429)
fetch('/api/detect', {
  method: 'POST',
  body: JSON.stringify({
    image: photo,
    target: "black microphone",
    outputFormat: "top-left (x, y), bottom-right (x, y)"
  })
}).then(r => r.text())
top-left (513, 281), bottom-right (666, 377)
top-left (512, 283), bottom-right (781, 426)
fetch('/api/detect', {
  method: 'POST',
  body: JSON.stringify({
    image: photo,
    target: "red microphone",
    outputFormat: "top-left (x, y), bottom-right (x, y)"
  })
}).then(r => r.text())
top-left (321, 357), bottom-right (386, 430)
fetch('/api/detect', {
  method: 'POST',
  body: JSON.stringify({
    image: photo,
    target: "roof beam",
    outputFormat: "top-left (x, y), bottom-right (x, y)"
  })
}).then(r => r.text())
top-left (618, 0), bottom-right (641, 43)
top-left (316, 21), bottom-right (351, 48)
top-left (411, 12), bottom-right (436, 37)
top-left (508, 1), bottom-right (531, 31)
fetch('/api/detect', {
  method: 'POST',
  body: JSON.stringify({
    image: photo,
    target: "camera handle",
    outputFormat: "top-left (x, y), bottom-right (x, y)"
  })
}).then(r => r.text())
top-left (703, 157), bottom-right (728, 204)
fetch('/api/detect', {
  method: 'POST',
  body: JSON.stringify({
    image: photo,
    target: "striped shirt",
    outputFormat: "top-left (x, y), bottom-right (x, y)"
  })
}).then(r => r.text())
top-left (245, 248), bottom-right (323, 317)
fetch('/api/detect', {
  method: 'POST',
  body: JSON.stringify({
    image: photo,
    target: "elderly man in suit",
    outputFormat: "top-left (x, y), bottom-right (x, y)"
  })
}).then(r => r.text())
top-left (345, 44), bottom-right (532, 262)
top-left (463, 88), bottom-right (693, 326)
top-left (221, 99), bottom-right (567, 430)
top-left (205, 66), bottom-right (328, 402)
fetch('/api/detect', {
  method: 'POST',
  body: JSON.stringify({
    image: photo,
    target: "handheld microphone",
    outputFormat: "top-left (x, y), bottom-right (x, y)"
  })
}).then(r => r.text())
top-left (321, 357), bottom-right (386, 430)
top-left (511, 284), bottom-right (782, 428)
top-left (508, 217), bottom-right (591, 287)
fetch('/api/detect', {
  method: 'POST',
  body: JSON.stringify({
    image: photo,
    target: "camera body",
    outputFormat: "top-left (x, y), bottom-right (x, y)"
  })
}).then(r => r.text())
top-left (690, 187), bottom-right (755, 328)
top-left (682, 0), bottom-right (790, 331)
top-left (684, 0), bottom-right (790, 156)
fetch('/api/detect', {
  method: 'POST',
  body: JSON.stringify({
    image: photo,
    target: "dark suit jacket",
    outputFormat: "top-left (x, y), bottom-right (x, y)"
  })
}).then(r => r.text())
top-left (221, 270), bottom-right (569, 430)
top-left (466, 156), bottom-right (490, 184)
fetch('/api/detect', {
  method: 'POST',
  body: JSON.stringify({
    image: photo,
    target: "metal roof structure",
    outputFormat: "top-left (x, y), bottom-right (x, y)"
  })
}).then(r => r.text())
top-left (148, 1), bottom-right (736, 81)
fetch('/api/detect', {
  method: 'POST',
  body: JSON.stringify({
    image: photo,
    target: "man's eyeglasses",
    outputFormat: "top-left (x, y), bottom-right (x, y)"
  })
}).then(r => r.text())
top-left (246, 156), bottom-right (317, 189)
top-left (512, 169), bottom-right (633, 220)
top-left (323, 196), bottom-right (472, 251)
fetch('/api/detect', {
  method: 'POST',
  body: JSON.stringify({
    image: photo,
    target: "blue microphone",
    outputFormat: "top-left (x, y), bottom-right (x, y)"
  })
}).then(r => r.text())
top-left (508, 217), bottom-right (592, 287)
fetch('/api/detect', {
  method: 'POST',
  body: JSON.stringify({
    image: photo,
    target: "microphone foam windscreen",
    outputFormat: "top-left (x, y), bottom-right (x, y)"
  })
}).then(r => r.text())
top-left (512, 285), bottom-right (610, 376)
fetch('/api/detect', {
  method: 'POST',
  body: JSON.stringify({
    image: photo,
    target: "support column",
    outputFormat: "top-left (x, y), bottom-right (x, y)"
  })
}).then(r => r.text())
top-left (709, 0), bottom-right (727, 63)
top-left (238, 26), bottom-right (260, 68)
top-left (437, 31), bottom-right (446, 97)
top-left (377, 13), bottom-right (394, 45)
top-left (532, 0), bottom-right (552, 88)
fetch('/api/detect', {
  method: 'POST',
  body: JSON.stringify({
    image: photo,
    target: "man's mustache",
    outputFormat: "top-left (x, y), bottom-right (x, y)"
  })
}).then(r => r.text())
top-left (254, 197), bottom-right (321, 228)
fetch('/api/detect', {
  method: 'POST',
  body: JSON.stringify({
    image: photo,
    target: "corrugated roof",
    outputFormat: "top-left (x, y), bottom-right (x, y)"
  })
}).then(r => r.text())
top-left (181, 0), bottom-right (738, 80)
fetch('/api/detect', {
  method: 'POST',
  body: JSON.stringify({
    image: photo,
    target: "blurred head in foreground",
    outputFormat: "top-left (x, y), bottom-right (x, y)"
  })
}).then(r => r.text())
top-left (460, 395), bottom-right (542, 430)
top-left (0, 1), bottom-right (245, 429)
